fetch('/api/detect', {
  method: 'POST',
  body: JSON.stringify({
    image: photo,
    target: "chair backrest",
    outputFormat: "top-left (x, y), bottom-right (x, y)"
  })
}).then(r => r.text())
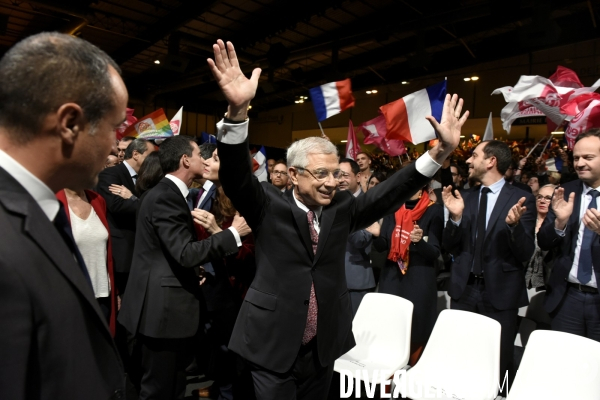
top-left (508, 330), bottom-right (600, 400)
top-left (409, 309), bottom-right (501, 399)
top-left (351, 293), bottom-right (413, 366)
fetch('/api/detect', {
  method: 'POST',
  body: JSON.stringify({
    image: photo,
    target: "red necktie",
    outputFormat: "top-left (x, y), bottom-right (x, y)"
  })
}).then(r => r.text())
top-left (302, 210), bottom-right (319, 345)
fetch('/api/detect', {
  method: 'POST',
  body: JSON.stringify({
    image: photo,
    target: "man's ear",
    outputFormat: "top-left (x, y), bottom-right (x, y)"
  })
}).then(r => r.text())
top-left (288, 167), bottom-right (299, 185)
top-left (182, 154), bottom-right (190, 169)
top-left (56, 103), bottom-right (85, 145)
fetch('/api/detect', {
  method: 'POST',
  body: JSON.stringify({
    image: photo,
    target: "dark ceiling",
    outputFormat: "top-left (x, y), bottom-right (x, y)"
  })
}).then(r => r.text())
top-left (0, 0), bottom-right (598, 115)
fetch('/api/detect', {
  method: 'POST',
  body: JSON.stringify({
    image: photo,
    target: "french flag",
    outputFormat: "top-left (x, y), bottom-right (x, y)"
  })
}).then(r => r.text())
top-left (379, 80), bottom-right (446, 144)
top-left (253, 146), bottom-right (268, 182)
top-left (309, 78), bottom-right (355, 122)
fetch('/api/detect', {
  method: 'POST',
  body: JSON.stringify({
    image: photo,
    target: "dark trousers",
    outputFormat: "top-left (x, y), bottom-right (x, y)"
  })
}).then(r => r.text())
top-left (249, 338), bottom-right (334, 400)
top-left (138, 334), bottom-right (194, 400)
top-left (451, 279), bottom-right (518, 392)
top-left (551, 286), bottom-right (600, 341)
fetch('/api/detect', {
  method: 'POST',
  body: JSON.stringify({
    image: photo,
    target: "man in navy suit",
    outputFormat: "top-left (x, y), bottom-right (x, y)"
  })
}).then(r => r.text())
top-left (207, 39), bottom-right (469, 400)
top-left (538, 129), bottom-right (600, 341)
top-left (442, 140), bottom-right (536, 386)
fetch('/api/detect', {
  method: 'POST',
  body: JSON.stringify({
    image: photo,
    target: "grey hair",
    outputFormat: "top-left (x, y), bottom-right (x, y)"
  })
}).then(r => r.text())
top-left (540, 184), bottom-right (557, 192)
top-left (124, 139), bottom-right (150, 160)
top-left (286, 137), bottom-right (338, 169)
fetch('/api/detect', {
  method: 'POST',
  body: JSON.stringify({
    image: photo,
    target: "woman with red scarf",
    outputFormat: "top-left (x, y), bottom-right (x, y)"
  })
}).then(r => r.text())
top-left (373, 183), bottom-right (443, 364)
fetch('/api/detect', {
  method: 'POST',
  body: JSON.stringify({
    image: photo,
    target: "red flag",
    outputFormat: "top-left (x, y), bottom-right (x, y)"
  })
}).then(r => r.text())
top-left (345, 120), bottom-right (361, 159)
top-left (359, 115), bottom-right (387, 147)
top-left (358, 115), bottom-right (406, 156)
top-left (563, 94), bottom-right (600, 149)
top-left (115, 108), bottom-right (137, 140)
top-left (549, 66), bottom-right (583, 89)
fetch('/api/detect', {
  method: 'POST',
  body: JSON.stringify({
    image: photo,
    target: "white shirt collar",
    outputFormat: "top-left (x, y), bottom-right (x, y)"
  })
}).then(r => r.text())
top-left (292, 189), bottom-right (322, 220)
top-left (165, 174), bottom-right (189, 199)
top-left (0, 149), bottom-right (59, 221)
top-left (353, 188), bottom-right (362, 197)
top-left (583, 183), bottom-right (600, 194)
top-left (123, 159), bottom-right (137, 178)
top-left (202, 180), bottom-right (214, 192)
top-left (483, 177), bottom-right (506, 194)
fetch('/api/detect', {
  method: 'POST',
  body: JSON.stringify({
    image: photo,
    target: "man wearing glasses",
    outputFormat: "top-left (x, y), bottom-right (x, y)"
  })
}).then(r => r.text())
top-left (270, 161), bottom-right (289, 192)
top-left (207, 39), bottom-right (468, 399)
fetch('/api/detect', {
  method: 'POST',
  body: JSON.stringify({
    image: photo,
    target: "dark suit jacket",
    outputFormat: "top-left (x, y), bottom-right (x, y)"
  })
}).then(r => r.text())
top-left (97, 162), bottom-right (138, 274)
top-left (443, 183), bottom-right (536, 310)
top-left (344, 193), bottom-right (375, 291)
top-left (0, 168), bottom-right (125, 400)
top-left (217, 139), bottom-right (431, 373)
top-left (118, 177), bottom-right (239, 339)
top-left (537, 179), bottom-right (600, 313)
top-left (510, 179), bottom-right (532, 193)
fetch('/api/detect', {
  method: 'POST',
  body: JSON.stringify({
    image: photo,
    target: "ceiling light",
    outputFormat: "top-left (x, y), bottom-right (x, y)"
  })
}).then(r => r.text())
top-left (295, 100), bottom-right (300, 104)
top-left (247, 105), bottom-right (252, 110)
top-left (302, 96), bottom-right (308, 99)
top-left (340, 140), bottom-right (347, 143)
top-left (298, 99), bottom-right (304, 103)
top-left (366, 90), bottom-right (372, 94)
top-left (154, 60), bottom-right (160, 64)
top-left (460, 135), bottom-right (465, 138)
top-left (464, 77), bottom-right (471, 81)
top-left (401, 81), bottom-right (409, 85)
top-left (371, 89), bottom-right (378, 94)
top-left (471, 76), bottom-right (479, 81)
top-left (551, 131), bottom-right (564, 135)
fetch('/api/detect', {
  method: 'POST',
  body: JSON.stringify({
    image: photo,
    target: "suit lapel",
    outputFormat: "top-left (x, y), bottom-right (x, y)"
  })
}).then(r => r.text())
top-left (313, 203), bottom-right (337, 265)
top-left (285, 190), bottom-right (314, 260)
top-left (200, 185), bottom-right (217, 211)
top-left (0, 176), bottom-right (109, 334)
top-left (485, 184), bottom-right (514, 237)
top-left (119, 162), bottom-right (136, 193)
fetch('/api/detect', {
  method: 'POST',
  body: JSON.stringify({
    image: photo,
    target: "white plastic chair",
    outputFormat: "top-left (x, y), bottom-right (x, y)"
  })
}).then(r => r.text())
top-left (396, 309), bottom-right (501, 400)
top-left (507, 330), bottom-right (600, 400)
top-left (334, 293), bottom-right (413, 384)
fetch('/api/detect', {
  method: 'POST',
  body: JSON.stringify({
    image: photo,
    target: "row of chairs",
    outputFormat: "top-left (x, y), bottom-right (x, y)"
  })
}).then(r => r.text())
top-left (334, 293), bottom-right (600, 400)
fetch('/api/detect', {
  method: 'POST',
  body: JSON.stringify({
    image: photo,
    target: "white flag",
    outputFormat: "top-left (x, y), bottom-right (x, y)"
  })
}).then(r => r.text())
top-left (483, 112), bottom-right (494, 141)
top-left (169, 106), bottom-right (184, 135)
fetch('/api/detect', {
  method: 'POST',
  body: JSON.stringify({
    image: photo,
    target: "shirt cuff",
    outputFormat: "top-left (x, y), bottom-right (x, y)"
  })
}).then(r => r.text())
top-left (228, 226), bottom-right (243, 247)
top-left (216, 119), bottom-right (249, 144)
top-left (450, 218), bottom-right (462, 226)
top-left (415, 151), bottom-right (441, 178)
top-left (554, 227), bottom-right (566, 237)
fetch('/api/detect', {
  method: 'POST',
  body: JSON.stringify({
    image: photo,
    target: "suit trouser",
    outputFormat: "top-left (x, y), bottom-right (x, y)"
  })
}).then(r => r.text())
top-left (249, 337), bottom-right (334, 400)
top-left (451, 279), bottom-right (518, 392)
top-left (551, 286), bottom-right (600, 341)
top-left (138, 334), bottom-right (194, 400)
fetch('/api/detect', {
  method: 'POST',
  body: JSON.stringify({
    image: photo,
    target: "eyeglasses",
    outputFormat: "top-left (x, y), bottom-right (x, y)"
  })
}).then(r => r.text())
top-left (293, 166), bottom-right (342, 181)
top-left (272, 171), bottom-right (288, 177)
top-left (450, 173), bottom-right (459, 177)
top-left (536, 195), bottom-right (553, 203)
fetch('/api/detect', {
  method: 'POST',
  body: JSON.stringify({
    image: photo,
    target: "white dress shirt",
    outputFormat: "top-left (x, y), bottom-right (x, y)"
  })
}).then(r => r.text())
top-left (123, 159), bottom-right (138, 183)
top-left (450, 177), bottom-right (506, 227)
top-left (0, 149), bottom-right (59, 221)
top-left (563, 184), bottom-right (600, 288)
top-left (196, 180), bottom-right (214, 208)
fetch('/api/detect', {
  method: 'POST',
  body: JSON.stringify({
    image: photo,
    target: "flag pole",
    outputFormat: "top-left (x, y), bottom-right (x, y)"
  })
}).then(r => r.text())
top-left (539, 135), bottom-right (552, 155)
top-left (398, 155), bottom-right (402, 166)
top-left (318, 122), bottom-right (326, 138)
top-left (526, 135), bottom-right (547, 158)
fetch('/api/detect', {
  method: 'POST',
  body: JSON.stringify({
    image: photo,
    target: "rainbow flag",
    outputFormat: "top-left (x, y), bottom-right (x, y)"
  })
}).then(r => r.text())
top-left (121, 108), bottom-right (173, 140)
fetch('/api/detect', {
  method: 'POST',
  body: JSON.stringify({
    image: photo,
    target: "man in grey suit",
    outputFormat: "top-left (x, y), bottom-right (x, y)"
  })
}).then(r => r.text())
top-left (338, 158), bottom-right (379, 316)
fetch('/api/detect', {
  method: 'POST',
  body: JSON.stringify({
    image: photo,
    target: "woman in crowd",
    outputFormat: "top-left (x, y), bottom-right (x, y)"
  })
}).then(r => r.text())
top-left (525, 184), bottom-right (556, 290)
top-left (528, 176), bottom-right (540, 196)
top-left (56, 188), bottom-right (117, 336)
top-left (108, 151), bottom-right (163, 200)
top-left (191, 146), bottom-right (256, 399)
top-left (367, 170), bottom-right (387, 191)
top-left (373, 184), bottom-right (443, 364)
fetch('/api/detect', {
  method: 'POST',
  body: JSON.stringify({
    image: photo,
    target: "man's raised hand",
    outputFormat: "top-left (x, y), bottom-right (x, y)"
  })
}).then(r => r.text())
top-left (441, 185), bottom-right (464, 222)
top-left (426, 94), bottom-right (469, 163)
top-left (207, 39), bottom-right (261, 121)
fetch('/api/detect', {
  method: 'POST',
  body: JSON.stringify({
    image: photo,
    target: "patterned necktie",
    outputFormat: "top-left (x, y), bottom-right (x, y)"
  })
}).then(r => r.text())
top-left (472, 187), bottom-right (491, 275)
top-left (302, 210), bottom-right (319, 345)
top-left (577, 189), bottom-right (599, 284)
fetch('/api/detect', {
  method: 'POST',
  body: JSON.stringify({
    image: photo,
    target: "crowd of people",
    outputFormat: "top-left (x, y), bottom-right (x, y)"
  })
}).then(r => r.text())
top-left (1, 32), bottom-right (600, 400)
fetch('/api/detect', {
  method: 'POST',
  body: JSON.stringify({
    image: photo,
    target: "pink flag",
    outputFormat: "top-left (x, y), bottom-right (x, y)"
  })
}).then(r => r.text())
top-left (358, 115), bottom-right (406, 156)
top-left (345, 120), bottom-right (361, 159)
top-left (562, 93), bottom-right (600, 149)
top-left (115, 108), bottom-right (137, 140)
